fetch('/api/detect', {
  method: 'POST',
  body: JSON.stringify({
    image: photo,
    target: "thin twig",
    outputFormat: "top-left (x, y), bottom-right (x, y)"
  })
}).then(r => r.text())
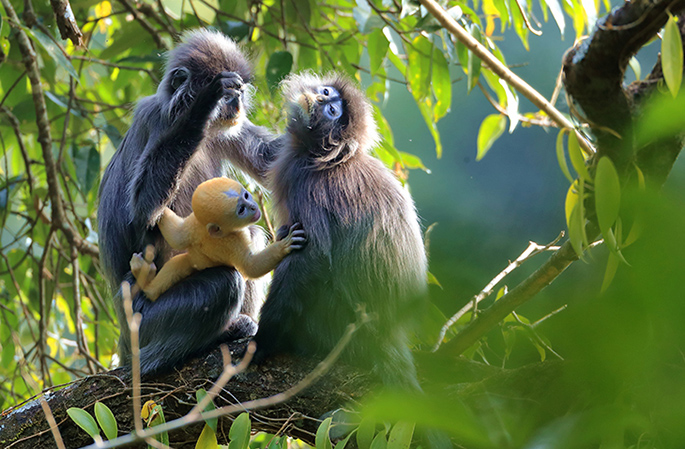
top-left (122, 282), bottom-right (144, 434)
top-left (433, 232), bottom-right (564, 351)
top-left (39, 396), bottom-right (67, 449)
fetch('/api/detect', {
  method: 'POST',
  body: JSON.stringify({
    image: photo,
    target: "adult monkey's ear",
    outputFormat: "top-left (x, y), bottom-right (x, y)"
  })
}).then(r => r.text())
top-left (207, 223), bottom-right (223, 237)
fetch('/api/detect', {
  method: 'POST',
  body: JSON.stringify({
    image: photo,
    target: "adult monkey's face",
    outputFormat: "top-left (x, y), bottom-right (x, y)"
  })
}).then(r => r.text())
top-left (162, 30), bottom-right (254, 129)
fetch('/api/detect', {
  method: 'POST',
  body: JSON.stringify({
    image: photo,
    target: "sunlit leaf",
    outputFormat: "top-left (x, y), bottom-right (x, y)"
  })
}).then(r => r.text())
top-left (543, 0), bottom-right (566, 36)
top-left (67, 407), bottom-right (100, 439)
top-left (595, 156), bottom-right (621, 239)
top-left (196, 424), bottom-right (219, 449)
top-left (556, 130), bottom-right (574, 183)
top-left (568, 132), bottom-right (590, 181)
top-left (94, 402), bottom-right (118, 441)
top-left (662, 14), bottom-right (683, 98)
top-left (407, 35), bottom-right (432, 102)
top-left (228, 412), bottom-right (251, 449)
top-left (427, 271), bottom-right (442, 288)
top-left (476, 114), bottom-right (506, 161)
top-left (432, 48), bottom-right (451, 121)
top-left (368, 29), bottom-right (389, 75)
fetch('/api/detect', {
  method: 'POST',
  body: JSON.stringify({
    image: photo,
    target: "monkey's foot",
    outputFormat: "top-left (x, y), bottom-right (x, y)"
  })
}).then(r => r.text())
top-left (130, 253), bottom-right (157, 287)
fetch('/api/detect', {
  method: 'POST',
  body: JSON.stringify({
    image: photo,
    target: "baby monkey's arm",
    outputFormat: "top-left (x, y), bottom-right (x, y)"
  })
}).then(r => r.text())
top-left (232, 223), bottom-right (306, 279)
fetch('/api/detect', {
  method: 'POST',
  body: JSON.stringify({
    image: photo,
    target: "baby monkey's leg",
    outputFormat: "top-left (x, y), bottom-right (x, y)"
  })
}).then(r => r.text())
top-left (142, 253), bottom-right (197, 301)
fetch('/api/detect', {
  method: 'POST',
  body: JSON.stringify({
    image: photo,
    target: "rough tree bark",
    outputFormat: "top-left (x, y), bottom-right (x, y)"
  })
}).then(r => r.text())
top-left (0, 340), bottom-right (372, 449)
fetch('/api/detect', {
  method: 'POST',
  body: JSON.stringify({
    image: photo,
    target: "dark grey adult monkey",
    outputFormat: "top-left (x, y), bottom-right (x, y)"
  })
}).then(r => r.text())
top-left (230, 72), bottom-right (429, 390)
top-left (98, 29), bottom-right (280, 375)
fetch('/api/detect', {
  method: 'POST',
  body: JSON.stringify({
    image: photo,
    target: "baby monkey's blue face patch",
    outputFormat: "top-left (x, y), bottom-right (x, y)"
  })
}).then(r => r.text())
top-left (224, 190), bottom-right (239, 198)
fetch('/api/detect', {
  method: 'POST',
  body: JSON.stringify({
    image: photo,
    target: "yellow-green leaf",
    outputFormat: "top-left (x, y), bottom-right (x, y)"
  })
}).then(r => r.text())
top-left (556, 130), bottom-right (574, 183)
top-left (368, 29), bottom-right (389, 76)
top-left (662, 14), bottom-right (683, 98)
top-left (601, 251), bottom-right (620, 292)
top-left (196, 423), bottom-right (219, 449)
top-left (196, 389), bottom-right (218, 433)
top-left (432, 48), bottom-right (451, 121)
top-left (476, 114), bottom-right (506, 161)
top-left (568, 132), bottom-right (590, 181)
top-left (387, 422), bottom-right (415, 449)
top-left (595, 156), bottom-right (621, 239)
top-left (94, 402), bottom-right (118, 441)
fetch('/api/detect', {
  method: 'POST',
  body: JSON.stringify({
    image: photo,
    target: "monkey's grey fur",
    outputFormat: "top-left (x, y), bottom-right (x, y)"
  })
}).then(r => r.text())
top-left (98, 30), bottom-right (281, 375)
top-left (235, 73), bottom-right (429, 389)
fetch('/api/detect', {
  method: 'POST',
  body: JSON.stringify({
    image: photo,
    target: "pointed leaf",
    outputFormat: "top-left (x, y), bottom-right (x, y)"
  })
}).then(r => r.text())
top-left (228, 412), bottom-right (251, 449)
top-left (543, 0), bottom-right (565, 36)
top-left (568, 132), bottom-right (590, 181)
top-left (368, 29), bottom-right (389, 75)
top-left (357, 417), bottom-right (376, 449)
top-left (335, 431), bottom-right (355, 449)
top-left (370, 432), bottom-right (388, 449)
top-left (601, 251), bottom-right (620, 292)
top-left (467, 26), bottom-right (483, 92)
top-left (196, 388), bottom-right (218, 433)
top-left (556, 130), bottom-right (574, 183)
top-left (94, 402), bottom-right (118, 441)
top-left (476, 114), bottom-right (506, 161)
top-left (387, 422), bottom-right (415, 449)
top-left (662, 14), bottom-right (683, 97)
top-left (67, 407), bottom-right (100, 439)
top-left (316, 417), bottom-right (333, 449)
top-left (595, 156), bottom-right (621, 239)
top-left (432, 48), bottom-right (451, 121)
top-left (196, 423), bottom-right (219, 449)
top-left (24, 27), bottom-right (79, 81)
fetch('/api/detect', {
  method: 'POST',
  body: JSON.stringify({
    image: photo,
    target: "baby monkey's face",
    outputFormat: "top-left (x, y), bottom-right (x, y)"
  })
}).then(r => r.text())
top-left (226, 186), bottom-right (261, 225)
top-left (191, 178), bottom-right (261, 232)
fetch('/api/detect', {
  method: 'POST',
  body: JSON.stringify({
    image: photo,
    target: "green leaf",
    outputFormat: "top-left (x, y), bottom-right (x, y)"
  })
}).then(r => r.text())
top-left (476, 114), bottom-right (506, 161)
top-left (601, 251), bottom-right (620, 292)
top-left (399, 151), bottom-right (429, 172)
top-left (266, 51), bottom-right (293, 91)
top-left (386, 422), bottom-right (415, 449)
top-left (67, 407), bottom-right (100, 440)
top-left (662, 14), bottom-right (683, 98)
top-left (2, 339), bottom-right (14, 368)
top-left (196, 389), bottom-right (218, 433)
top-left (94, 402), bottom-right (118, 441)
top-left (431, 48), bottom-right (451, 121)
top-left (427, 271), bottom-right (442, 288)
top-left (357, 417), bottom-right (376, 449)
top-left (416, 100), bottom-right (443, 158)
top-left (72, 144), bottom-right (101, 196)
top-left (334, 431), bottom-right (354, 449)
top-left (406, 35), bottom-right (432, 102)
top-left (369, 432), bottom-right (387, 449)
top-left (567, 132), bottom-right (590, 181)
top-left (24, 28), bottom-right (79, 81)
top-left (196, 423), bottom-right (219, 449)
top-left (555, 130), bottom-right (574, 183)
top-left (368, 29), bottom-right (389, 75)
top-left (467, 26), bottom-right (483, 92)
top-left (595, 156), bottom-right (621, 239)
top-left (316, 417), bottom-right (333, 449)
top-left (228, 412), bottom-right (251, 449)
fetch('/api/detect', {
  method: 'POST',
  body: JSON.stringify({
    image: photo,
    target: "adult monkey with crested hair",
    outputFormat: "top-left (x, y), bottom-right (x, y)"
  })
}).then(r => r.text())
top-left (98, 30), bottom-right (281, 375)
top-left (229, 73), bottom-right (428, 390)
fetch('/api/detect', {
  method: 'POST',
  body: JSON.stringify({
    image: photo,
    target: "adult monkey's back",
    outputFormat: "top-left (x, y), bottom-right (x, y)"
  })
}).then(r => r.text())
top-left (98, 30), bottom-right (279, 375)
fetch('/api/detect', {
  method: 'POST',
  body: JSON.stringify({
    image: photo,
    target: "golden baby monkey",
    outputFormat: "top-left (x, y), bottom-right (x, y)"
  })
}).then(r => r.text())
top-left (130, 177), bottom-right (306, 301)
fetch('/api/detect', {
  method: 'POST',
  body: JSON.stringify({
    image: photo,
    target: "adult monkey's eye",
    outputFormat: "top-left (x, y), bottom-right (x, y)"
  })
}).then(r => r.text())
top-left (170, 68), bottom-right (189, 91)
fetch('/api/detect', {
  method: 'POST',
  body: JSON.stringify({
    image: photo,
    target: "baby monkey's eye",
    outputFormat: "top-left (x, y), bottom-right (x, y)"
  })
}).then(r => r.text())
top-left (322, 88), bottom-right (330, 96)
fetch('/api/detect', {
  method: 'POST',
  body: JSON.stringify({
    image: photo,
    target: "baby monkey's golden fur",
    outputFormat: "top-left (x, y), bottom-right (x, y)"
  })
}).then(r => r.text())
top-left (131, 177), bottom-right (305, 300)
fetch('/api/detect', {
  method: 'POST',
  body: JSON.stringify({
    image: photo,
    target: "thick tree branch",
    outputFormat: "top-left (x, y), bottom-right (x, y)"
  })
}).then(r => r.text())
top-left (563, 0), bottom-right (685, 175)
top-left (49, 0), bottom-right (84, 46)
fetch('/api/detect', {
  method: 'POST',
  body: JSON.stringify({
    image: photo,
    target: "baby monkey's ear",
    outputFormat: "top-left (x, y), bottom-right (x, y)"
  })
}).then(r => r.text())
top-left (207, 223), bottom-right (223, 237)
